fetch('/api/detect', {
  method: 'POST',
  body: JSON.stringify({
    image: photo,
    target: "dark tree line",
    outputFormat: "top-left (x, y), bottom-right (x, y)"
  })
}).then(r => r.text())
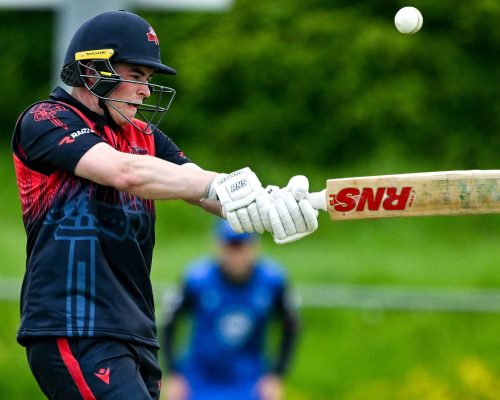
top-left (1, 1), bottom-right (498, 177)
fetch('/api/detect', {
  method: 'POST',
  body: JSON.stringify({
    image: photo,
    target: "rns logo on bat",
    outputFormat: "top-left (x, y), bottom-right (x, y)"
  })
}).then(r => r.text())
top-left (329, 186), bottom-right (415, 212)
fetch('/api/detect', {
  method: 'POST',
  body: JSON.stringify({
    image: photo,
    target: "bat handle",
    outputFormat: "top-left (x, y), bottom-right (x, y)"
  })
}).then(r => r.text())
top-left (307, 189), bottom-right (327, 211)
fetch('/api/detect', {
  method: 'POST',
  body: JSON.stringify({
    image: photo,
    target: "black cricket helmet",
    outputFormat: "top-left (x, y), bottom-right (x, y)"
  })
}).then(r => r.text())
top-left (61, 10), bottom-right (176, 133)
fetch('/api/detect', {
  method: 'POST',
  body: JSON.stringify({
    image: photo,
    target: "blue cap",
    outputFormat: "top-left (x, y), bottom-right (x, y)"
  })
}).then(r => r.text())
top-left (215, 219), bottom-right (257, 244)
top-left (63, 10), bottom-right (176, 75)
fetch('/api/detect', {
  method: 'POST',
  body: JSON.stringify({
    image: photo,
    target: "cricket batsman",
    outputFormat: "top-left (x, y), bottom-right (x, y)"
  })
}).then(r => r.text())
top-left (11, 10), bottom-right (318, 400)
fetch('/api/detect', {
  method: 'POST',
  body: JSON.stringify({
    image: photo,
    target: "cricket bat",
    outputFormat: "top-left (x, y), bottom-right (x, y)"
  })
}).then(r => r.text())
top-left (307, 170), bottom-right (500, 220)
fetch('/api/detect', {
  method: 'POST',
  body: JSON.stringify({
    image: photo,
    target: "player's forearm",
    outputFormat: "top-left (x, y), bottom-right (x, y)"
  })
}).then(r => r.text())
top-left (182, 163), bottom-right (223, 215)
top-left (114, 154), bottom-right (217, 201)
top-left (75, 143), bottom-right (218, 201)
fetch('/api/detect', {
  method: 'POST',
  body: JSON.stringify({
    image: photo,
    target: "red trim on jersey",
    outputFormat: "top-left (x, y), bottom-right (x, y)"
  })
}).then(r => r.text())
top-left (13, 153), bottom-right (70, 224)
top-left (56, 338), bottom-right (97, 400)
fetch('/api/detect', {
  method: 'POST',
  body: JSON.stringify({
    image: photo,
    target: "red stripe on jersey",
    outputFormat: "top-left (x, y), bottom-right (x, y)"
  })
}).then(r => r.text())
top-left (13, 154), bottom-right (71, 224)
top-left (56, 338), bottom-right (97, 400)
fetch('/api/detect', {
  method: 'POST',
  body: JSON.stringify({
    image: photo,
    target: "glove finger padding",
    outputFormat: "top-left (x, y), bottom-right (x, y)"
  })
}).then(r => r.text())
top-left (247, 202), bottom-right (265, 233)
top-left (236, 207), bottom-right (255, 233)
top-left (299, 199), bottom-right (319, 232)
top-left (286, 175), bottom-right (309, 201)
top-left (227, 202), bottom-right (268, 234)
top-left (274, 195), bottom-right (297, 236)
top-left (272, 199), bottom-right (319, 244)
top-left (255, 192), bottom-right (274, 232)
top-left (268, 203), bottom-right (287, 240)
top-left (283, 191), bottom-right (307, 233)
top-left (226, 211), bottom-right (245, 233)
top-left (273, 231), bottom-right (310, 244)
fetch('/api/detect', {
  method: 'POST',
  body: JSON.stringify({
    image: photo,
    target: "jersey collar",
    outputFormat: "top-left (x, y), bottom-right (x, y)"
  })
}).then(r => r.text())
top-left (49, 86), bottom-right (115, 130)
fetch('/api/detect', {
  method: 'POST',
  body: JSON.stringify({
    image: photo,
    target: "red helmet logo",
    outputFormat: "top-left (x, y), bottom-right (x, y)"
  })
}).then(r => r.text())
top-left (146, 27), bottom-right (159, 45)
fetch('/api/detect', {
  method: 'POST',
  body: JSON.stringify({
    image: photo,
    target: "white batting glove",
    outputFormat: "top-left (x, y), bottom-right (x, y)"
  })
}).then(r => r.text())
top-left (205, 167), bottom-right (267, 233)
top-left (267, 175), bottom-right (319, 244)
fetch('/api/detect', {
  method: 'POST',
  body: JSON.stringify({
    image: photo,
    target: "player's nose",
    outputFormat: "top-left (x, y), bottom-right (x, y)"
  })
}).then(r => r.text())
top-left (138, 83), bottom-right (151, 98)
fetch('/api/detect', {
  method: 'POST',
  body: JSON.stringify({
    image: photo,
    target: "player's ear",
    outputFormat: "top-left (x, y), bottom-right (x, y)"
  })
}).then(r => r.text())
top-left (79, 61), bottom-right (97, 86)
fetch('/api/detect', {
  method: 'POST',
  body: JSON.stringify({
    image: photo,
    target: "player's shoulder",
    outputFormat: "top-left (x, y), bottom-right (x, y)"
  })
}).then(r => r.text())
top-left (255, 257), bottom-right (287, 283)
top-left (22, 100), bottom-right (81, 122)
top-left (184, 257), bottom-right (218, 285)
top-left (18, 100), bottom-right (89, 136)
top-left (151, 126), bottom-right (191, 164)
top-left (150, 125), bottom-right (172, 144)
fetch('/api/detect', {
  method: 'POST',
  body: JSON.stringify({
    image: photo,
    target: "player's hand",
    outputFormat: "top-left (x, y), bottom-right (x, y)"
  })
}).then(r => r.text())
top-left (255, 374), bottom-right (283, 400)
top-left (163, 374), bottom-right (189, 400)
top-left (205, 167), bottom-right (268, 233)
top-left (267, 175), bottom-right (319, 244)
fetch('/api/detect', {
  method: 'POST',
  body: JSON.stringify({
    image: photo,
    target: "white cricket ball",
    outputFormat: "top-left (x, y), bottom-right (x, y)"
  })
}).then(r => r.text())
top-left (394, 7), bottom-right (423, 34)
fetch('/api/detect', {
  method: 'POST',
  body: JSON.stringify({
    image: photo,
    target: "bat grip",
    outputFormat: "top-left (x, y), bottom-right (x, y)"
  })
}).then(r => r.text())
top-left (307, 189), bottom-right (327, 211)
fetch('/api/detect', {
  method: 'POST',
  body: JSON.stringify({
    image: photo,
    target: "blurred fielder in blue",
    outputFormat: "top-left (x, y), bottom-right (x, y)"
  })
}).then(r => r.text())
top-left (161, 219), bottom-right (300, 400)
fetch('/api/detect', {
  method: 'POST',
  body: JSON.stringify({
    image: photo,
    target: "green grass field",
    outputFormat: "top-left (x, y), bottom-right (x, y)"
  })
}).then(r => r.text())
top-left (1, 153), bottom-right (499, 399)
top-left (1, 303), bottom-right (499, 399)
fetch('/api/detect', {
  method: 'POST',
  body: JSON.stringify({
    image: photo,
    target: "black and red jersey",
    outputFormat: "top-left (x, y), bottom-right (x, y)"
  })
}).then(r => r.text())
top-left (12, 87), bottom-right (191, 348)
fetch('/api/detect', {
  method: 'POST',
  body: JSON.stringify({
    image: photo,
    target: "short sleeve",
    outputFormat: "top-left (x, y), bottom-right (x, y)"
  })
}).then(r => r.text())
top-left (152, 128), bottom-right (192, 165)
top-left (14, 102), bottom-right (104, 174)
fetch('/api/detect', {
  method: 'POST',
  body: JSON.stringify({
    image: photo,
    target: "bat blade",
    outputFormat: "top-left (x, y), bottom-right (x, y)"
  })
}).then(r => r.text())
top-left (308, 170), bottom-right (500, 220)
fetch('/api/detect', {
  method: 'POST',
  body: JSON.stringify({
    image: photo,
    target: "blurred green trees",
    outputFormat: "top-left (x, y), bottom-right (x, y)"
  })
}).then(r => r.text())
top-left (0, 4), bottom-right (498, 398)
top-left (145, 0), bottom-right (499, 171)
top-left (0, 0), bottom-right (498, 173)
top-left (0, 11), bottom-right (53, 141)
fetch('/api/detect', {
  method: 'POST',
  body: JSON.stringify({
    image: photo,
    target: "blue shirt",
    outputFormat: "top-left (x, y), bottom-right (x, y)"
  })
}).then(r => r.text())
top-left (162, 257), bottom-right (300, 400)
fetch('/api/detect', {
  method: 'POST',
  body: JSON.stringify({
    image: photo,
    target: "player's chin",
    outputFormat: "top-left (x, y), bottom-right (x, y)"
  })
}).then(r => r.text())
top-left (112, 111), bottom-right (135, 126)
top-left (120, 106), bottom-right (138, 122)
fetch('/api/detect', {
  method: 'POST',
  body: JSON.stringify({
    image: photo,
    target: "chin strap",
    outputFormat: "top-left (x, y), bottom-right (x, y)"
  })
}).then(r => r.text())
top-left (98, 98), bottom-right (115, 125)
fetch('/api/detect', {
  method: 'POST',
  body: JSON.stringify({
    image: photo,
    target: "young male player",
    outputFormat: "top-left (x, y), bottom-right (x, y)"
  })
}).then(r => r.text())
top-left (162, 220), bottom-right (300, 400)
top-left (11, 10), bottom-right (317, 400)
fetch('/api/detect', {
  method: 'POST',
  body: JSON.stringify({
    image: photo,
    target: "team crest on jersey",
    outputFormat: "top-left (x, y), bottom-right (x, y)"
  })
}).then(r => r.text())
top-left (217, 308), bottom-right (254, 347)
top-left (30, 103), bottom-right (69, 130)
top-left (146, 27), bottom-right (159, 45)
